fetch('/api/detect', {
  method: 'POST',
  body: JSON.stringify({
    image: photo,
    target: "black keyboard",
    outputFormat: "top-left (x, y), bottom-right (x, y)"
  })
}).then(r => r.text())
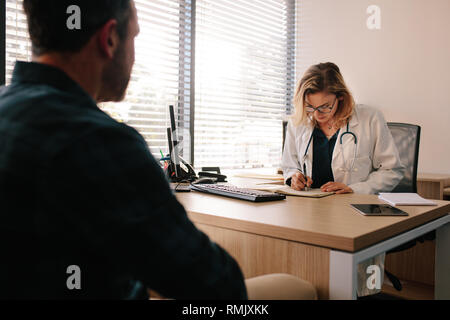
top-left (189, 184), bottom-right (286, 202)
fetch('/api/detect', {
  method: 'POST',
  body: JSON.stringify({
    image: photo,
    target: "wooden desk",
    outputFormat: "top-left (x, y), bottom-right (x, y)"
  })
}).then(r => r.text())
top-left (176, 178), bottom-right (450, 300)
top-left (417, 173), bottom-right (450, 200)
top-left (445, 188), bottom-right (450, 200)
top-left (382, 172), bottom-right (450, 295)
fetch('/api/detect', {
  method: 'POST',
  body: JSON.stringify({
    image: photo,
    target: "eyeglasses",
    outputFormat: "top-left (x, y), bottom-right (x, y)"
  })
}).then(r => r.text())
top-left (305, 98), bottom-right (337, 114)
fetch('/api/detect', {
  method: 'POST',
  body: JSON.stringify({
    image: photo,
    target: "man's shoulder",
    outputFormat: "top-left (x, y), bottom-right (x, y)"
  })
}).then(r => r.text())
top-left (1, 81), bottom-right (128, 129)
top-left (0, 81), bottom-right (95, 118)
top-left (0, 82), bottom-right (145, 156)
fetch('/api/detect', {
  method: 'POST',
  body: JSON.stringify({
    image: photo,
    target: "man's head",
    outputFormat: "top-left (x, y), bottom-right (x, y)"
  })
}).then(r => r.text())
top-left (23, 0), bottom-right (140, 102)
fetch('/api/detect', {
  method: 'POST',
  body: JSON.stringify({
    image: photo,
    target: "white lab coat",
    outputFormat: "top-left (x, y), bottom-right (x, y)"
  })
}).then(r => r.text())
top-left (282, 104), bottom-right (405, 194)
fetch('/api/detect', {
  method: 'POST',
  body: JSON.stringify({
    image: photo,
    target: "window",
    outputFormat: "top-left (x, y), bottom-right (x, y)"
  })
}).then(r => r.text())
top-left (3, 0), bottom-right (295, 169)
top-left (5, 0), bottom-right (32, 85)
top-left (195, 0), bottom-right (296, 169)
top-left (101, 0), bottom-right (193, 161)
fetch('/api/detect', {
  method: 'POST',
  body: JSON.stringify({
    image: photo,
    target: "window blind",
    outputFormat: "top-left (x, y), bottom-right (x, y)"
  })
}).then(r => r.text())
top-left (101, 0), bottom-right (193, 160)
top-left (4, 0), bottom-right (295, 168)
top-left (4, 0), bottom-right (193, 161)
top-left (194, 0), bottom-right (296, 169)
top-left (5, 0), bottom-right (32, 85)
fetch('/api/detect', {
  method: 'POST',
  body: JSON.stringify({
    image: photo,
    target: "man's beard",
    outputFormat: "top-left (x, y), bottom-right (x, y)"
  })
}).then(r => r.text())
top-left (98, 42), bottom-right (132, 103)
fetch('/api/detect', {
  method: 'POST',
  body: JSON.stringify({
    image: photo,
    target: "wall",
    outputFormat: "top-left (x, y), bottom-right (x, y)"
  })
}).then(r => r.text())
top-left (296, 0), bottom-right (450, 174)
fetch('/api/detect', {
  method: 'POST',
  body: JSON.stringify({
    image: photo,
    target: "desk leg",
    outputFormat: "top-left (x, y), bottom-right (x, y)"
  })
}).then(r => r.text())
top-left (329, 250), bottom-right (357, 300)
top-left (435, 222), bottom-right (450, 300)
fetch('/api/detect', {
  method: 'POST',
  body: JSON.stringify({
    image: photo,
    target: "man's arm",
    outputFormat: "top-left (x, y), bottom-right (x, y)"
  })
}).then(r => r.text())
top-left (40, 124), bottom-right (247, 299)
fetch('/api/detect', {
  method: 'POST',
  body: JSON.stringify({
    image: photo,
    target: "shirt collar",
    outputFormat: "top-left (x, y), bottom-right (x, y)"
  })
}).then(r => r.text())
top-left (11, 61), bottom-right (97, 105)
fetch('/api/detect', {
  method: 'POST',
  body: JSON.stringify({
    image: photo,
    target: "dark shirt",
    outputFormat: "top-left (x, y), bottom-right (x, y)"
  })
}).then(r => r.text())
top-left (0, 62), bottom-right (247, 299)
top-left (311, 127), bottom-right (339, 189)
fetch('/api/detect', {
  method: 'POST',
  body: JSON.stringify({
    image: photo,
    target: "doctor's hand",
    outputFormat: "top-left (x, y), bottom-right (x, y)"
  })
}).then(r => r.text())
top-left (291, 172), bottom-right (313, 191)
top-left (320, 182), bottom-right (353, 194)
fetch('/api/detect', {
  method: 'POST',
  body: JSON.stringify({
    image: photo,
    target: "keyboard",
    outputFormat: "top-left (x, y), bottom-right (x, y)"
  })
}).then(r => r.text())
top-left (189, 184), bottom-right (286, 202)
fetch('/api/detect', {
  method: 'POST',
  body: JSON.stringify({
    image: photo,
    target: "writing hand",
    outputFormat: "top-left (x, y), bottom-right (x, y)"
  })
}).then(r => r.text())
top-left (291, 172), bottom-right (313, 191)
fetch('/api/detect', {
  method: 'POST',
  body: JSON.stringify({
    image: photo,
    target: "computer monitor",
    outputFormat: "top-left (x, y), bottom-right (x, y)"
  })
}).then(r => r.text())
top-left (166, 127), bottom-right (178, 178)
top-left (169, 105), bottom-right (180, 168)
top-left (166, 105), bottom-right (196, 181)
top-left (166, 106), bottom-right (221, 183)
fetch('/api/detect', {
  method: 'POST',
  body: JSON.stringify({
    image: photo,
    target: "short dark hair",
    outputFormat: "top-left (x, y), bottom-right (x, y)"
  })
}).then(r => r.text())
top-left (23, 0), bottom-right (132, 56)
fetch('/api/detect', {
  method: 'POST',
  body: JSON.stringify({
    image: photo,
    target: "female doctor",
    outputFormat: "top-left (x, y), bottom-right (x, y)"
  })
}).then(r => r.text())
top-left (282, 62), bottom-right (405, 194)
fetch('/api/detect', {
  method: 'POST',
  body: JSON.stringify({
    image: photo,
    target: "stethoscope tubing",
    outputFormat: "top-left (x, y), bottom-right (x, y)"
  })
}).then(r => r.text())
top-left (302, 123), bottom-right (357, 174)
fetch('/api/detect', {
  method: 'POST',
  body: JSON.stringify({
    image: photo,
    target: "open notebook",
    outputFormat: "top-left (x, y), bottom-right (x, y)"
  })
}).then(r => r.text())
top-left (233, 173), bottom-right (285, 181)
top-left (252, 185), bottom-right (334, 198)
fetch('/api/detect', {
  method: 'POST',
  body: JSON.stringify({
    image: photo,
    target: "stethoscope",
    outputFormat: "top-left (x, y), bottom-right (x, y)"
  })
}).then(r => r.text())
top-left (302, 122), bottom-right (358, 175)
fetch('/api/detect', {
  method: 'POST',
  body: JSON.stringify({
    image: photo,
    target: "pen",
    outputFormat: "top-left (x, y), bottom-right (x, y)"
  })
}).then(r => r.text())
top-left (302, 163), bottom-right (311, 191)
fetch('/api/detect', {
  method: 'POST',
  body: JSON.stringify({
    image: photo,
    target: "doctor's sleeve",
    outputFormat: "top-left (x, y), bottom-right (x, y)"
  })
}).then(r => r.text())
top-left (281, 120), bottom-right (301, 184)
top-left (348, 110), bottom-right (405, 194)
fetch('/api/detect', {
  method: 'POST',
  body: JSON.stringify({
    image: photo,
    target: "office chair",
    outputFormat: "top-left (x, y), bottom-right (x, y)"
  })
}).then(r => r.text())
top-left (388, 123), bottom-right (421, 193)
top-left (384, 123), bottom-right (434, 291)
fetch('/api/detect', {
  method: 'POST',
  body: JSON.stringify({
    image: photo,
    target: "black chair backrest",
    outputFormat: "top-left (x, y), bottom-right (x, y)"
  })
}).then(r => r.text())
top-left (387, 122), bottom-right (421, 193)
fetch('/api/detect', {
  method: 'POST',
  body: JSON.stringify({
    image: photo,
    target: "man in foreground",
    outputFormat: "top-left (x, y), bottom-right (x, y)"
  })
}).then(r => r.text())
top-left (0, 0), bottom-right (316, 300)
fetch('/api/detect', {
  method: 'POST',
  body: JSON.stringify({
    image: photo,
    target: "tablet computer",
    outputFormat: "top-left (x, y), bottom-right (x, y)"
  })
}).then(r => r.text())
top-left (351, 204), bottom-right (408, 216)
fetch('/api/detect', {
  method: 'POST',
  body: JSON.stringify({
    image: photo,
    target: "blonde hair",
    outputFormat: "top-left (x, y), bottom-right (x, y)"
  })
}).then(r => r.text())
top-left (292, 62), bottom-right (355, 128)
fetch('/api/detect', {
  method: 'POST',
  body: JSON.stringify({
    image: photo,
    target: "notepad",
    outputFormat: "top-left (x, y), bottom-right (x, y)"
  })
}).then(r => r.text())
top-left (233, 173), bottom-right (285, 181)
top-left (252, 185), bottom-right (334, 198)
top-left (378, 193), bottom-right (437, 206)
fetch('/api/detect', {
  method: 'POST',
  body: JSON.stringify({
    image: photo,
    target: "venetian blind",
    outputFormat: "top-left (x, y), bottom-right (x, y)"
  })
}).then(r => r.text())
top-left (194, 0), bottom-right (296, 169)
top-left (5, 0), bottom-right (32, 84)
top-left (102, 0), bottom-right (193, 160)
top-left (5, 0), bottom-right (193, 161)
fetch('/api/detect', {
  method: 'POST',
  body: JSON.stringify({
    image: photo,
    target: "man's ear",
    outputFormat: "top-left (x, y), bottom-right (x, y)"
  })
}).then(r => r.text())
top-left (97, 20), bottom-right (120, 59)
